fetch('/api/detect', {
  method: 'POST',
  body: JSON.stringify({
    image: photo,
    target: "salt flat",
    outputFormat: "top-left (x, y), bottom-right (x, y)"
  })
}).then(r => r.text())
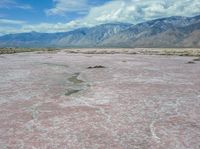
top-left (0, 51), bottom-right (200, 149)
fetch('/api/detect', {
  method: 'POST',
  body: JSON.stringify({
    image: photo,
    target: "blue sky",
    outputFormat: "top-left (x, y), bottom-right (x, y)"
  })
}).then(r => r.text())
top-left (0, 0), bottom-right (200, 35)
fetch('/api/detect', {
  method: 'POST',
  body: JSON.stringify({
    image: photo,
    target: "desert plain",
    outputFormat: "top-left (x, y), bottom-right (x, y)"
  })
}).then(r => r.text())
top-left (0, 48), bottom-right (200, 149)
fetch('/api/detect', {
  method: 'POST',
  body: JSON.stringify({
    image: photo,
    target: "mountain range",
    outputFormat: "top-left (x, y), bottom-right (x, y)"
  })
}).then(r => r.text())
top-left (0, 15), bottom-right (200, 48)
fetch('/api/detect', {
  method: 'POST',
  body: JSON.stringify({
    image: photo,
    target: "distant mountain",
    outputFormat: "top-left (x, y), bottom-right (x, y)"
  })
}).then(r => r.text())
top-left (0, 31), bottom-right (68, 48)
top-left (0, 15), bottom-right (200, 48)
top-left (100, 15), bottom-right (200, 48)
top-left (53, 23), bottom-right (132, 47)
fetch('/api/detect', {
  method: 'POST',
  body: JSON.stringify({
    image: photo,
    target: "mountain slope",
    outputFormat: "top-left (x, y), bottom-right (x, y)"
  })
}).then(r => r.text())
top-left (100, 15), bottom-right (200, 48)
top-left (0, 23), bottom-right (131, 48)
top-left (0, 32), bottom-right (67, 47)
top-left (54, 23), bottom-right (132, 47)
top-left (0, 15), bottom-right (200, 48)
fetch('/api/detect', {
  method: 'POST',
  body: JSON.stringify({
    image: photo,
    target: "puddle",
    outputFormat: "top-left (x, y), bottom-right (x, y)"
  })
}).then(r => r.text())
top-left (68, 73), bottom-right (84, 84)
top-left (64, 72), bottom-right (92, 96)
top-left (65, 89), bottom-right (81, 96)
top-left (65, 73), bottom-right (85, 96)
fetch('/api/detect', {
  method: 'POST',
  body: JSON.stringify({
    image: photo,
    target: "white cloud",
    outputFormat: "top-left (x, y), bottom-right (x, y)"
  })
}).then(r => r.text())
top-left (1, 0), bottom-right (200, 35)
top-left (0, 20), bottom-right (88, 35)
top-left (78, 0), bottom-right (200, 25)
top-left (0, 19), bottom-right (26, 35)
top-left (46, 0), bottom-right (89, 16)
top-left (42, 0), bottom-right (200, 30)
top-left (0, 0), bottom-right (32, 9)
top-left (20, 21), bottom-right (84, 33)
top-left (0, 27), bottom-right (21, 35)
top-left (43, 0), bottom-right (200, 31)
top-left (0, 19), bottom-right (26, 25)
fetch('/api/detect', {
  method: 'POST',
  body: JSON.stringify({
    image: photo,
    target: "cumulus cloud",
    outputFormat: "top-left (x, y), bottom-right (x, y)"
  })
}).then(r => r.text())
top-left (46, 0), bottom-right (89, 16)
top-left (44, 0), bottom-right (200, 32)
top-left (41, 0), bottom-right (200, 31)
top-left (79, 0), bottom-right (200, 25)
top-left (1, 0), bottom-right (200, 35)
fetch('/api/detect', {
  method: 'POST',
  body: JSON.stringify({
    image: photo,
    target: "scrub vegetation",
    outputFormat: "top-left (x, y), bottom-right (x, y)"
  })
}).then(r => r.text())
top-left (0, 47), bottom-right (59, 54)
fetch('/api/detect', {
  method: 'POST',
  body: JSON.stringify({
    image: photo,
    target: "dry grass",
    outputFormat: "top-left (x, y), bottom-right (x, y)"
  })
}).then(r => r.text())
top-left (1, 47), bottom-right (200, 57)
top-left (193, 57), bottom-right (200, 61)
top-left (64, 48), bottom-right (200, 57)
top-left (0, 47), bottom-right (59, 54)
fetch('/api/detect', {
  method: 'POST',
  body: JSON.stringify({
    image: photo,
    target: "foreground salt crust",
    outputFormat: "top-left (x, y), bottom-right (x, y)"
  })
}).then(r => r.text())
top-left (0, 51), bottom-right (200, 149)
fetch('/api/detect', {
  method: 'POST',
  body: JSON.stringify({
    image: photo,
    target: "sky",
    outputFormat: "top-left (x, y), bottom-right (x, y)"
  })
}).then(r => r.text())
top-left (0, 0), bottom-right (200, 35)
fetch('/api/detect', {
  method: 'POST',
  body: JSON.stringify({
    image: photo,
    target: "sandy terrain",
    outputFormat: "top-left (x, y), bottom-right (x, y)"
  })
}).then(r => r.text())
top-left (0, 50), bottom-right (200, 149)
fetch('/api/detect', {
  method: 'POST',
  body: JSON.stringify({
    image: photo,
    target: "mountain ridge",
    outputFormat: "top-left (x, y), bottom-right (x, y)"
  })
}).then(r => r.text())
top-left (0, 15), bottom-right (200, 48)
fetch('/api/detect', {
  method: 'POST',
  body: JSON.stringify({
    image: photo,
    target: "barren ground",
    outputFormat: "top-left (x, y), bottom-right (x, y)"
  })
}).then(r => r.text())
top-left (0, 50), bottom-right (200, 149)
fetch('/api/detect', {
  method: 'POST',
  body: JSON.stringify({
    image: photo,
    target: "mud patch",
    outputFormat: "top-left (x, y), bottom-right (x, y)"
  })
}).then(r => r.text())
top-left (42, 62), bottom-right (68, 68)
top-left (186, 61), bottom-right (195, 64)
top-left (87, 65), bottom-right (106, 69)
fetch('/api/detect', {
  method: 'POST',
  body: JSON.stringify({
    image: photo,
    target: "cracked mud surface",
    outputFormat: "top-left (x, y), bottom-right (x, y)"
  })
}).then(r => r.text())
top-left (0, 51), bottom-right (200, 149)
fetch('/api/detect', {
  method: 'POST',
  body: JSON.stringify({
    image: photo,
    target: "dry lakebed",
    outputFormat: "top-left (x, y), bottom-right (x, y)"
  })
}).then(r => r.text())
top-left (0, 49), bottom-right (200, 149)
